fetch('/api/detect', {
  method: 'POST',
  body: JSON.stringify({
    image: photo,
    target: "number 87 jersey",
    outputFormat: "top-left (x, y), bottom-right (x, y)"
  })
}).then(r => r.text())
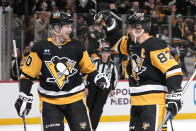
top-left (112, 36), bottom-right (183, 106)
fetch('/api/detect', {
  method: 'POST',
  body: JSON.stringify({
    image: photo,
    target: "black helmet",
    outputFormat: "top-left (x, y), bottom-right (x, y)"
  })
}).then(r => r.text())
top-left (127, 12), bottom-right (151, 32)
top-left (101, 46), bottom-right (114, 52)
top-left (50, 11), bottom-right (73, 27)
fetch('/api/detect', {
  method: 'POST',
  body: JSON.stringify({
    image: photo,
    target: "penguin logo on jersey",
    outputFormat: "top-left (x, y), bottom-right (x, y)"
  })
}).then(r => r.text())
top-left (45, 56), bottom-right (77, 89)
top-left (131, 53), bottom-right (146, 80)
top-left (142, 122), bottom-right (150, 130)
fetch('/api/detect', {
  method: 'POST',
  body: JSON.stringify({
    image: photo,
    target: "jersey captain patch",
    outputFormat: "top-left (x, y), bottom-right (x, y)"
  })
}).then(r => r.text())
top-left (45, 56), bottom-right (78, 89)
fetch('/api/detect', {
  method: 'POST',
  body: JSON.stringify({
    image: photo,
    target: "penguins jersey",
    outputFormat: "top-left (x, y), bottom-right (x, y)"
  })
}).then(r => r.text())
top-left (20, 38), bottom-right (96, 105)
top-left (109, 34), bottom-right (183, 106)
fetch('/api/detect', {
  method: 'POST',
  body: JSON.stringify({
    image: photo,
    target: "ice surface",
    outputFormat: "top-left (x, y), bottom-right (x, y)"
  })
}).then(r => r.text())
top-left (0, 120), bottom-right (196, 131)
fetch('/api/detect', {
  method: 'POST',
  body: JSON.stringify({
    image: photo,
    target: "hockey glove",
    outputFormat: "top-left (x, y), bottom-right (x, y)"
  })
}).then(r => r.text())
top-left (15, 92), bottom-right (33, 117)
top-left (94, 73), bottom-right (110, 89)
top-left (94, 10), bottom-right (117, 31)
top-left (166, 90), bottom-right (183, 116)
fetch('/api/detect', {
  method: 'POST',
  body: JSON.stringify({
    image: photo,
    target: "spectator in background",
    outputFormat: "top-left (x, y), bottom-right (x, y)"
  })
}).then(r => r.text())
top-left (34, 11), bottom-right (50, 42)
top-left (127, 1), bottom-right (140, 14)
top-left (193, 24), bottom-right (196, 47)
top-left (87, 23), bottom-right (105, 59)
top-left (165, 1), bottom-right (177, 26)
top-left (77, 15), bottom-right (89, 46)
top-left (172, 14), bottom-right (189, 76)
top-left (188, 0), bottom-right (196, 16)
top-left (118, 0), bottom-right (131, 14)
top-left (20, 44), bottom-right (31, 69)
top-left (65, 0), bottom-right (76, 13)
top-left (24, 15), bottom-right (35, 45)
top-left (160, 27), bottom-right (169, 44)
top-left (143, 0), bottom-right (155, 15)
top-left (75, 0), bottom-right (93, 13)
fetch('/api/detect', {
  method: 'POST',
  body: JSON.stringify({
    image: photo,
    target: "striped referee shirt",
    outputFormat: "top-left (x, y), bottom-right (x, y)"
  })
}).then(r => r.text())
top-left (92, 58), bottom-right (118, 90)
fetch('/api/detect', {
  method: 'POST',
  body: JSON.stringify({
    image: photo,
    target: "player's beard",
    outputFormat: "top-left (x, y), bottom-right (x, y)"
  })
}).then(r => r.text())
top-left (54, 35), bottom-right (65, 45)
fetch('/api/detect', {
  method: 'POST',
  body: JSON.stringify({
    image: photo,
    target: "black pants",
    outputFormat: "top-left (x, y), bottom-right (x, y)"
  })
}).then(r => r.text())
top-left (86, 86), bottom-right (109, 130)
top-left (41, 100), bottom-right (92, 131)
top-left (129, 105), bottom-right (166, 131)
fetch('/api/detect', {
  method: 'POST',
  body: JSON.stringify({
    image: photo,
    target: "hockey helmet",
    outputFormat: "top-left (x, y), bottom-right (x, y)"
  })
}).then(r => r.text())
top-left (50, 11), bottom-right (73, 28)
top-left (127, 12), bottom-right (151, 32)
top-left (100, 46), bottom-right (114, 53)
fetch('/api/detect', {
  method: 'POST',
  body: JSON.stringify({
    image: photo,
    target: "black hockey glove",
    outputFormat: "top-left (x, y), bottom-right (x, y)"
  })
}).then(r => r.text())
top-left (15, 92), bottom-right (33, 117)
top-left (94, 73), bottom-right (110, 90)
top-left (94, 10), bottom-right (117, 31)
top-left (166, 90), bottom-right (183, 116)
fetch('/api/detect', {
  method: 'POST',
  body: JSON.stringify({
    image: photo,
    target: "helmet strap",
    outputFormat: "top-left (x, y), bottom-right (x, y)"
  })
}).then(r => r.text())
top-left (133, 29), bottom-right (144, 43)
top-left (52, 28), bottom-right (62, 36)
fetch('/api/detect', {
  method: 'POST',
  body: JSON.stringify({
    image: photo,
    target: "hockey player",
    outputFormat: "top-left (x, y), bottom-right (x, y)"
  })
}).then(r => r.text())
top-left (14, 11), bottom-right (110, 131)
top-left (85, 45), bottom-right (118, 131)
top-left (94, 10), bottom-right (183, 131)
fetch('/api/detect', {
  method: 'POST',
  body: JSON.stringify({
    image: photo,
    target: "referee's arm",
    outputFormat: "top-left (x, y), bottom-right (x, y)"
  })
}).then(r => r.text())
top-left (111, 64), bottom-right (118, 90)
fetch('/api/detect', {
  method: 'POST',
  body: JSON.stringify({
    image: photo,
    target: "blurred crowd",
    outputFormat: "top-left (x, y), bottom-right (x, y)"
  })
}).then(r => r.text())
top-left (5, 0), bottom-right (196, 80)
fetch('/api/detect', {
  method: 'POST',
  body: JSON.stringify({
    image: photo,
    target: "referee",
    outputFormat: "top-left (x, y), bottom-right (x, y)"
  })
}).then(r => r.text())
top-left (85, 45), bottom-right (118, 131)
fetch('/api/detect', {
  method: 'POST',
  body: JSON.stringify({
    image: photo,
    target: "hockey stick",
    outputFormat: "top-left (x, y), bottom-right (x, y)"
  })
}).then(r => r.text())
top-left (22, 111), bottom-right (27, 131)
top-left (91, 0), bottom-right (97, 14)
top-left (109, 11), bottom-right (122, 21)
top-left (13, 40), bottom-right (20, 80)
top-left (13, 40), bottom-right (27, 131)
top-left (157, 68), bottom-right (196, 131)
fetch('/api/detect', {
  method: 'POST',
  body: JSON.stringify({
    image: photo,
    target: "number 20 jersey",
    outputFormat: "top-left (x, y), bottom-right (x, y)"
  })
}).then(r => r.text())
top-left (112, 36), bottom-right (183, 105)
top-left (20, 38), bottom-right (96, 105)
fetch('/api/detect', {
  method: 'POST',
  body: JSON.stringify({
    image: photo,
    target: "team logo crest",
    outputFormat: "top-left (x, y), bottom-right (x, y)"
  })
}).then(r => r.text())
top-left (79, 122), bottom-right (87, 130)
top-left (45, 56), bottom-right (77, 89)
top-left (142, 122), bottom-right (150, 130)
top-left (131, 53), bottom-right (146, 81)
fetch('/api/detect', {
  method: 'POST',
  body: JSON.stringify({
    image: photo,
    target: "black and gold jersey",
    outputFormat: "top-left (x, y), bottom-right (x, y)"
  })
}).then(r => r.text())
top-left (20, 38), bottom-right (96, 105)
top-left (109, 34), bottom-right (183, 105)
top-left (20, 54), bottom-right (28, 69)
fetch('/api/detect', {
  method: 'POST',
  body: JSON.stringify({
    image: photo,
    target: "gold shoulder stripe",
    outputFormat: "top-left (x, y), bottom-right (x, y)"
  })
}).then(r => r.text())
top-left (120, 36), bottom-right (129, 56)
top-left (112, 36), bottom-right (128, 56)
top-left (21, 52), bottom-right (42, 78)
top-left (78, 51), bottom-right (95, 74)
top-left (150, 47), bottom-right (178, 73)
top-left (47, 38), bottom-right (71, 46)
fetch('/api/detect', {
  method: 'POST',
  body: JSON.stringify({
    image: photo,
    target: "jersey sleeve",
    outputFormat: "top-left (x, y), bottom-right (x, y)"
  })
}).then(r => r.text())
top-left (19, 43), bottom-right (42, 94)
top-left (20, 44), bottom-right (42, 80)
top-left (112, 36), bottom-right (129, 56)
top-left (106, 28), bottom-right (129, 56)
top-left (150, 39), bottom-right (183, 91)
top-left (77, 41), bottom-right (96, 74)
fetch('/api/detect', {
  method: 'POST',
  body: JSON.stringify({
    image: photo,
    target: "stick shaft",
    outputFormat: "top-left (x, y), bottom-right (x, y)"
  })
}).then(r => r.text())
top-left (22, 115), bottom-right (27, 131)
top-left (13, 40), bottom-right (27, 131)
top-left (13, 40), bottom-right (20, 80)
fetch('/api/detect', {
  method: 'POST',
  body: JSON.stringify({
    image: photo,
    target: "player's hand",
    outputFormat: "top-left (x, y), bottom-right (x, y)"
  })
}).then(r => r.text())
top-left (84, 88), bottom-right (89, 96)
top-left (94, 73), bottom-right (110, 89)
top-left (94, 10), bottom-right (116, 30)
top-left (166, 90), bottom-right (183, 116)
top-left (15, 92), bottom-right (33, 117)
top-left (109, 89), bottom-right (115, 97)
